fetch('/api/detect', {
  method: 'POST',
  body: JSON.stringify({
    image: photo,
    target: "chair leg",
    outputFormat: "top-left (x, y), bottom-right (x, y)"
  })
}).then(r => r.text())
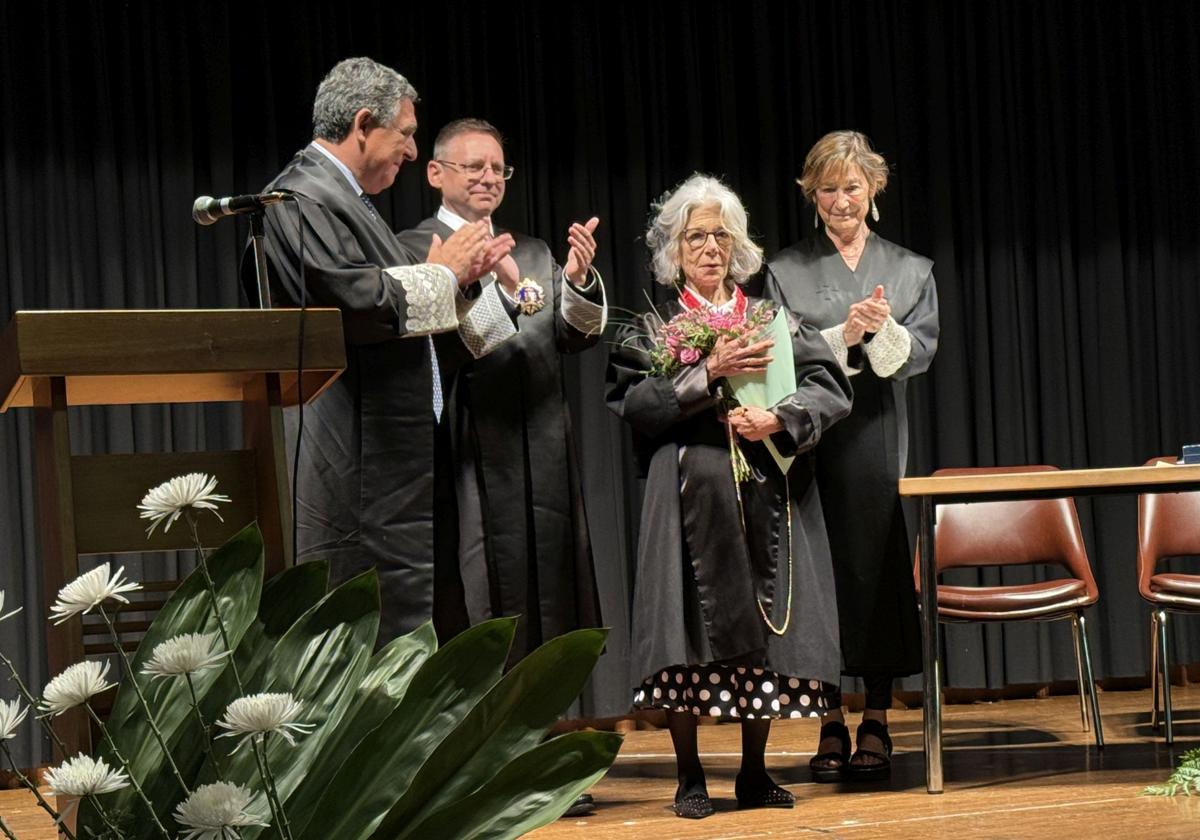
top-left (1076, 612), bottom-right (1104, 750)
top-left (1070, 615), bottom-right (1090, 731)
top-left (1150, 611), bottom-right (1161, 731)
top-left (1158, 609), bottom-right (1173, 744)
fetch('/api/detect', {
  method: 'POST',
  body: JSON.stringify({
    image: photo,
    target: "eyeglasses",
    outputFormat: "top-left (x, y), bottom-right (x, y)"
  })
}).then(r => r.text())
top-left (436, 159), bottom-right (515, 180)
top-left (683, 228), bottom-right (733, 251)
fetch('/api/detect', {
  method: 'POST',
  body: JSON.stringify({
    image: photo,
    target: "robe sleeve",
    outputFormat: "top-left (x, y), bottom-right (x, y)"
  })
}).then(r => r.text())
top-left (767, 311), bottom-right (854, 457)
top-left (863, 268), bottom-right (939, 380)
top-left (605, 314), bottom-right (719, 439)
top-left (260, 197), bottom-right (470, 344)
top-left (555, 266), bottom-right (608, 353)
top-left (763, 265), bottom-right (863, 377)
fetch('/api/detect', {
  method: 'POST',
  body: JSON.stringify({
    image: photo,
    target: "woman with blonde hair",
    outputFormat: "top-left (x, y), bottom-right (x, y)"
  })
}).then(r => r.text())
top-left (766, 131), bottom-right (939, 781)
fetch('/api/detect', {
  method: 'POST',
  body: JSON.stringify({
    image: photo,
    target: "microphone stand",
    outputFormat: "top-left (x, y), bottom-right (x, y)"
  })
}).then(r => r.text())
top-left (248, 210), bottom-right (272, 309)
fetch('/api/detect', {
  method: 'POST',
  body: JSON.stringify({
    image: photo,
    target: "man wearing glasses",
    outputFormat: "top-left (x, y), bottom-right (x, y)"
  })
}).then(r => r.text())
top-left (398, 119), bottom-right (607, 758)
top-left (248, 60), bottom-right (518, 647)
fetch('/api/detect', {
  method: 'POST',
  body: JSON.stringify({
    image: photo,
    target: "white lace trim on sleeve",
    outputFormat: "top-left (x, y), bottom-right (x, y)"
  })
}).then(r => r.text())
top-left (820, 324), bottom-right (860, 377)
top-left (458, 281), bottom-right (517, 358)
top-left (384, 264), bottom-right (458, 336)
top-left (864, 315), bottom-right (912, 378)
top-left (561, 266), bottom-right (608, 335)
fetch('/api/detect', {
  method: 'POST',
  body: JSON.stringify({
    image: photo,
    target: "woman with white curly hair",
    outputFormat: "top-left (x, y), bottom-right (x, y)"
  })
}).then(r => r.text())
top-left (606, 173), bottom-right (852, 819)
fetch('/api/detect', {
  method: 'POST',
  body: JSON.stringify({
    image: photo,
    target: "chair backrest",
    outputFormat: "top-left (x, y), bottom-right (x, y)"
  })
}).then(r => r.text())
top-left (919, 466), bottom-right (1098, 598)
top-left (1137, 456), bottom-right (1200, 599)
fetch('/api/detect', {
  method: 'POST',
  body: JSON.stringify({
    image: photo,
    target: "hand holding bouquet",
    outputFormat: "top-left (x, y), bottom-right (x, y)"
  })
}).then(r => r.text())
top-left (646, 300), bottom-right (778, 377)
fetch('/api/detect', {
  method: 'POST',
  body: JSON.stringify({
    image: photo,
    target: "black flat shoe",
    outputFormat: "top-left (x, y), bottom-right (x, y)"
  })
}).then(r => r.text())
top-left (809, 720), bottom-right (851, 783)
top-left (673, 792), bottom-right (716, 819)
top-left (561, 792), bottom-right (596, 818)
top-left (735, 773), bottom-right (795, 809)
top-left (843, 718), bottom-right (893, 781)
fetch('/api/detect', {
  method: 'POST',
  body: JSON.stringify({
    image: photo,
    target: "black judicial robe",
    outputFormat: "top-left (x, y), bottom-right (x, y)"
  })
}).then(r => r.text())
top-left (765, 233), bottom-right (939, 677)
top-left (606, 298), bottom-right (851, 687)
top-left (398, 216), bottom-right (604, 661)
top-left (248, 148), bottom-right (513, 643)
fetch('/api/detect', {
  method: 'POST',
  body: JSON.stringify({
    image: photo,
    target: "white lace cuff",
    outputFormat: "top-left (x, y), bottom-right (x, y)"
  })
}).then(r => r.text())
top-left (864, 316), bottom-right (912, 377)
top-left (384, 264), bottom-right (458, 336)
top-left (458, 281), bottom-right (517, 358)
top-left (820, 324), bottom-right (860, 377)
top-left (561, 267), bottom-right (607, 335)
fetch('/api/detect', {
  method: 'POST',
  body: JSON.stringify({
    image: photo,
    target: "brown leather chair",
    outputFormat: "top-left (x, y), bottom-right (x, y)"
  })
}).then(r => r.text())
top-left (915, 465), bottom-right (1104, 747)
top-left (1137, 456), bottom-right (1200, 743)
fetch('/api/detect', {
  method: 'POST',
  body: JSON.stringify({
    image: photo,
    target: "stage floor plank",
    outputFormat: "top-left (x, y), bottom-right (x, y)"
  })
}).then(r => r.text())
top-left (2, 686), bottom-right (1197, 838)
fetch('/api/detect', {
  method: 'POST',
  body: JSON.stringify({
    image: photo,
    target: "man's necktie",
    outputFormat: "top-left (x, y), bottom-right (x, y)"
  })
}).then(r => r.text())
top-left (361, 192), bottom-right (444, 420)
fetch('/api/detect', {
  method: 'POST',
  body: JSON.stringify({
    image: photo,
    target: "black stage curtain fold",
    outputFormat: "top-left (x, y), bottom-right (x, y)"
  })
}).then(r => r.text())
top-left (2, 0), bottom-right (1198, 766)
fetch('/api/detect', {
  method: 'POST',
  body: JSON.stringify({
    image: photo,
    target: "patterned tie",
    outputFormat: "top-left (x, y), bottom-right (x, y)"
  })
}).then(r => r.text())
top-left (361, 193), bottom-right (444, 419)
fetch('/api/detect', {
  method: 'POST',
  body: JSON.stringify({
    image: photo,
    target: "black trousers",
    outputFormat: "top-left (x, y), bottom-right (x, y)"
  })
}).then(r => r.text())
top-left (828, 675), bottom-right (894, 711)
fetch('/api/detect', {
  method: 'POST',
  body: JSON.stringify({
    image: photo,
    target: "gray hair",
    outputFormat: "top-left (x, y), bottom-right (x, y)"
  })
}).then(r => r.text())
top-left (312, 57), bottom-right (419, 142)
top-left (645, 174), bottom-right (764, 286)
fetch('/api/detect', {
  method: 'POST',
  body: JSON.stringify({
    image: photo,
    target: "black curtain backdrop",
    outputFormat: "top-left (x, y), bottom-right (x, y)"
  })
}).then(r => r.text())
top-left (3, 0), bottom-right (1199, 767)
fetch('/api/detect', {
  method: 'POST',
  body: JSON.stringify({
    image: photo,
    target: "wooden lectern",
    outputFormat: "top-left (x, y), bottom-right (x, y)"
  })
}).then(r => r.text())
top-left (0, 309), bottom-right (345, 756)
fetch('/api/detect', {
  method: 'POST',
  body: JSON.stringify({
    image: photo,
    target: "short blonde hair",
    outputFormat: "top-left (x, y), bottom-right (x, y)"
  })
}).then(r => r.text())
top-left (645, 174), bottom-right (764, 286)
top-left (795, 131), bottom-right (889, 204)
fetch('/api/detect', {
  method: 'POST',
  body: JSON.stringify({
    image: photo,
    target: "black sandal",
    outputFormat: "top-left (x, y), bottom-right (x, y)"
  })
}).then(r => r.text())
top-left (735, 773), bottom-right (795, 809)
top-left (844, 718), bottom-right (893, 781)
top-left (673, 791), bottom-right (716, 819)
top-left (809, 720), bottom-right (851, 782)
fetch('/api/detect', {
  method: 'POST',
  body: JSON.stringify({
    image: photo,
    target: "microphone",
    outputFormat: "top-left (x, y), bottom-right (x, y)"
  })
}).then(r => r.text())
top-left (192, 191), bottom-right (294, 225)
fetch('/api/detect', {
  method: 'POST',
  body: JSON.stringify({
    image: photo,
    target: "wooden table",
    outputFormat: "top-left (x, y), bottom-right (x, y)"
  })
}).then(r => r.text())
top-left (899, 462), bottom-right (1200, 793)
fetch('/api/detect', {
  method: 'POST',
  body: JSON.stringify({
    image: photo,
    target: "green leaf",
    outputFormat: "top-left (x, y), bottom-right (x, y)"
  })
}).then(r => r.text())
top-left (378, 628), bottom-right (608, 838)
top-left (78, 523), bottom-right (264, 833)
top-left (403, 731), bottom-right (623, 840)
top-left (281, 622), bottom-right (438, 835)
top-left (293, 617), bottom-right (516, 840)
top-left (215, 570), bottom-right (380, 838)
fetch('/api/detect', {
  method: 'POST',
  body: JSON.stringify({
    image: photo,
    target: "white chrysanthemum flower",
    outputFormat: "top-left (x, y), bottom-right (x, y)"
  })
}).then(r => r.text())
top-left (44, 754), bottom-right (130, 797)
top-left (0, 589), bottom-right (21, 623)
top-left (0, 699), bottom-right (28, 741)
top-left (174, 781), bottom-right (268, 840)
top-left (40, 660), bottom-right (117, 716)
top-left (138, 472), bottom-right (230, 536)
top-left (215, 693), bottom-right (314, 749)
top-left (142, 632), bottom-right (231, 679)
top-left (49, 563), bottom-right (142, 625)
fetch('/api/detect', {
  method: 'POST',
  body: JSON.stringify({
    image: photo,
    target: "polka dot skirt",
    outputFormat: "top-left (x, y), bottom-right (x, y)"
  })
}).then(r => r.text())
top-left (633, 664), bottom-right (830, 720)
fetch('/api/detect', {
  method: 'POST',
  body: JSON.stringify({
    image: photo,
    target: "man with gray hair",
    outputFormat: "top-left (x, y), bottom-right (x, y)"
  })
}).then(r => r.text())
top-left (247, 58), bottom-right (517, 644)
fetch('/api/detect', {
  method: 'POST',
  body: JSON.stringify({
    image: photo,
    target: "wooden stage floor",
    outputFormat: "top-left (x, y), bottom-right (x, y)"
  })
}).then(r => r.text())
top-left (3, 686), bottom-right (1198, 838)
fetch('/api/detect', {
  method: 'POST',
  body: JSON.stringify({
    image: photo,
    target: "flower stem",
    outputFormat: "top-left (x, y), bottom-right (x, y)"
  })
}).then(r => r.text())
top-left (1, 743), bottom-right (77, 840)
top-left (185, 672), bottom-right (223, 781)
top-left (0, 814), bottom-right (17, 840)
top-left (86, 794), bottom-right (125, 839)
top-left (187, 514), bottom-right (246, 694)
top-left (250, 736), bottom-right (294, 840)
top-left (84, 703), bottom-right (172, 840)
top-left (1, 651), bottom-right (70, 758)
top-left (97, 605), bottom-right (191, 799)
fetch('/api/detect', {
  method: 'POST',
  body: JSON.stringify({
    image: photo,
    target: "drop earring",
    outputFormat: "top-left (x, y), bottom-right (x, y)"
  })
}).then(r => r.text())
top-left (871, 199), bottom-right (880, 222)
top-left (813, 209), bottom-right (820, 229)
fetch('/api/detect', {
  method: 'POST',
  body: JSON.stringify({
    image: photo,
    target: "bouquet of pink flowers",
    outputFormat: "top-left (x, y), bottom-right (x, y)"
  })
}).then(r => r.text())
top-left (646, 300), bottom-right (778, 377)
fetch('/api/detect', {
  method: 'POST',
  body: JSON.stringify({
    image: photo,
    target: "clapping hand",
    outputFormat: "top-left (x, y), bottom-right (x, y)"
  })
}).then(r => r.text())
top-left (428, 221), bottom-right (516, 288)
top-left (843, 285), bottom-right (891, 345)
top-left (563, 217), bottom-right (600, 285)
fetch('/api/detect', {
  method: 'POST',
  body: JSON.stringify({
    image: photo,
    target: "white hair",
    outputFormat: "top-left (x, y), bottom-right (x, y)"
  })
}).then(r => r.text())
top-left (645, 173), bottom-right (764, 286)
